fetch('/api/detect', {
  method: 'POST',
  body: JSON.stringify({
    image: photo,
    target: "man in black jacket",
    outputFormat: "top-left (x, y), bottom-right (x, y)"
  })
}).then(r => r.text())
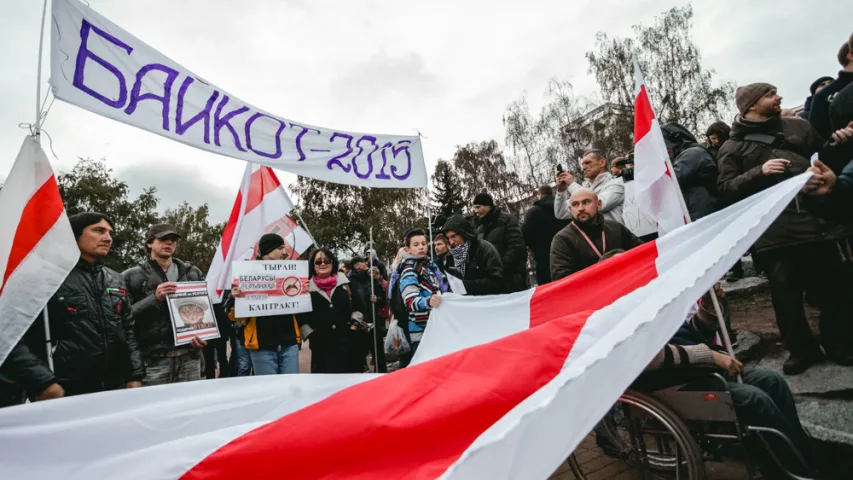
top-left (473, 192), bottom-right (527, 293)
top-left (123, 224), bottom-right (207, 386)
top-left (1, 212), bottom-right (145, 402)
top-left (550, 189), bottom-right (643, 281)
top-left (809, 37), bottom-right (853, 139)
top-left (441, 214), bottom-right (504, 296)
top-left (661, 123), bottom-right (720, 220)
top-left (348, 256), bottom-right (388, 372)
top-left (523, 185), bottom-right (569, 286)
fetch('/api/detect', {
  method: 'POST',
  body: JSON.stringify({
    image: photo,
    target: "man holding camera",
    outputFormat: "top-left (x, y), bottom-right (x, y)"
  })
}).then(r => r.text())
top-left (718, 82), bottom-right (853, 374)
top-left (554, 150), bottom-right (625, 225)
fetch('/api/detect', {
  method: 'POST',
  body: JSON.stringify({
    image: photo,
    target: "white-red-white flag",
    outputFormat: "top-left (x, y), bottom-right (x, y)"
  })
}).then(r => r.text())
top-left (633, 59), bottom-right (688, 235)
top-left (206, 164), bottom-right (313, 302)
top-left (0, 136), bottom-right (79, 365)
top-left (0, 173), bottom-right (809, 480)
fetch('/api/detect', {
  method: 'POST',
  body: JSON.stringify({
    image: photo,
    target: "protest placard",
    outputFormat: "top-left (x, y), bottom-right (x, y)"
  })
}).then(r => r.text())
top-left (166, 282), bottom-right (221, 346)
top-left (231, 261), bottom-right (312, 318)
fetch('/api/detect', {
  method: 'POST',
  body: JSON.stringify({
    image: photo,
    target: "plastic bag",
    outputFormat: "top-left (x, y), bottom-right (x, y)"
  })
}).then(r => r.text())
top-left (384, 319), bottom-right (411, 356)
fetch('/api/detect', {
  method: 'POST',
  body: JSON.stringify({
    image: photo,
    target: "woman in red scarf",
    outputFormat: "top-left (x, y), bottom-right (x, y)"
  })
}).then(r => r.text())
top-left (297, 248), bottom-right (367, 373)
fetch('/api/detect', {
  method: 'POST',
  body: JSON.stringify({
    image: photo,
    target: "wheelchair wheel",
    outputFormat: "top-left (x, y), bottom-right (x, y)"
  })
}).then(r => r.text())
top-left (568, 390), bottom-right (706, 480)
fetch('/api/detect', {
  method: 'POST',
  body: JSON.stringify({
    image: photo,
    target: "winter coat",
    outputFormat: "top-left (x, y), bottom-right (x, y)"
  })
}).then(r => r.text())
top-left (122, 258), bottom-right (204, 357)
top-left (434, 253), bottom-right (454, 273)
top-left (717, 115), bottom-right (831, 252)
top-left (809, 71), bottom-right (853, 140)
top-left (524, 195), bottom-right (571, 286)
top-left (296, 273), bottom-right (363, 373)
top-left (477, 207), bottom-right (527, 293)
top-left (442, 215), bottom-right (504, 296)
top-left (555, 172), bottom-right (625, 224)
top-left (660, 124), bottom-right (720, 219)
top-left (550, 215), bottom-right (643, 281)
top-left (3, 259), bottom-right (145, 397)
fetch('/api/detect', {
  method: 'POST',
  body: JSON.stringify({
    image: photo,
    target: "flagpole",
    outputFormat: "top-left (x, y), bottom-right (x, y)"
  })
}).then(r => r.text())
top-left (426, 188), bottom-right (434, 262)
top-left (368, 227), bottom-right (381, 373)
top-left (36, 0), bottom-right (54, 372)
top-left (34, 0), bottom-right (48, 136)
top-left (661, 151), bottom-right (741, 383)
top-left (293, 210), bottom-right (320, 249)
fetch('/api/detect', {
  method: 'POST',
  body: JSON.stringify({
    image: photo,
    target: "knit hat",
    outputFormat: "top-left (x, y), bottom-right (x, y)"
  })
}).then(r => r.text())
top-left (735, 83), bottom-right (775, 115)
top-left (69, 212), bottom-right (114, 240)
top-left (258, 233), bottom-right (285, 257)
top-left (472, 192), bottom-right (494, 207)
top-left (810, 76), bottom-right (834, 95)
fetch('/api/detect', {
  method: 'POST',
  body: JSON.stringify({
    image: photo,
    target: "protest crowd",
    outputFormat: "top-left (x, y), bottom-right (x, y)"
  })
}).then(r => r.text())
top-left (3, 18), bottom-right (853, 480)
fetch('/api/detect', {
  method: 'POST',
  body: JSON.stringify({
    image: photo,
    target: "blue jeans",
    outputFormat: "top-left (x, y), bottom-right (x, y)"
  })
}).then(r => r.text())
top-left (248, 344), bottom-right (300, 375)
top-left (230, 335), bottom-right (252, 377)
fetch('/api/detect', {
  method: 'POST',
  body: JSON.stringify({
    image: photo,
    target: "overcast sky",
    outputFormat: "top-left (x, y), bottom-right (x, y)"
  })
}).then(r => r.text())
top-left (1, 0), bottom-right (850, 222)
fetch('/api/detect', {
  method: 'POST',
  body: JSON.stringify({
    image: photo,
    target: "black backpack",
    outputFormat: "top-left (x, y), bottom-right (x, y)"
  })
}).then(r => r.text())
top-left (389, 263), bottom-right (411, 336)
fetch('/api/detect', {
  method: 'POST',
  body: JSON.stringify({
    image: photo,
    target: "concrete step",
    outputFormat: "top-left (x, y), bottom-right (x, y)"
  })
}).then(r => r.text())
top-left (721, 275), bottom-right (768, 298)
top-left (751, 350), bottom-right (853, 447)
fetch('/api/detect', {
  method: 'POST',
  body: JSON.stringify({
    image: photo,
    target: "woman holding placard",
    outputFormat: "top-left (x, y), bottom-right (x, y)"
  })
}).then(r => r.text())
top-left (298, 248), bottom-right (366, 373)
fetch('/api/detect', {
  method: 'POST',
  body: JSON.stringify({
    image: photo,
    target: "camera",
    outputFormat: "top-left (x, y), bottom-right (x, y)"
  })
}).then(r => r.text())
top-left (612, 153), bottom-right (635, 181)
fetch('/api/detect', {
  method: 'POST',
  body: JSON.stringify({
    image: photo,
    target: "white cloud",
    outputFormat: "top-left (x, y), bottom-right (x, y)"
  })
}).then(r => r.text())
top-left (1, 0), bottom-right (851, 223)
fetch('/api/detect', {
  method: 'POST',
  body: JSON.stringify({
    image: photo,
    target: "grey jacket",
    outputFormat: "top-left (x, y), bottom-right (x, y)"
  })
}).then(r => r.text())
top-left (555, 172), bottom-right (625, 225)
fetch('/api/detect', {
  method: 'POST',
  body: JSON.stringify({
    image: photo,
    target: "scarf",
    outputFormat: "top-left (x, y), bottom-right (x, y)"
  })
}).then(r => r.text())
top-left (450, 242), bottom-right (471, 277)
top-left (313, 275), bottom-right (338, 298)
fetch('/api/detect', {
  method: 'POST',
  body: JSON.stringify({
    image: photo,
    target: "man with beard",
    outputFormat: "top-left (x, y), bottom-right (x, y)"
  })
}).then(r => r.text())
top-left (550, 189), bottom-right (642, 281)
top-left (123, 224), bottom-right (208, 385)
top-left (718, 82), bottom-right (853, 374)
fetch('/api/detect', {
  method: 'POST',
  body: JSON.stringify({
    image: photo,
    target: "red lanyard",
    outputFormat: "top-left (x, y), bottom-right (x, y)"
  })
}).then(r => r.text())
top-left (571, 223), bottom-right (606, 259)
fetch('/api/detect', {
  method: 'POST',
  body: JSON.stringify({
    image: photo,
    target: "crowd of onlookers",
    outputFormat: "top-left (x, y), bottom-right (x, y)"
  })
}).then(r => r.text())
top-left (1, 28), bottom-right (852, 480)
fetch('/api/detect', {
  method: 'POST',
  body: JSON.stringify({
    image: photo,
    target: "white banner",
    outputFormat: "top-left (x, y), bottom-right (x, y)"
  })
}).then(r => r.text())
top-left (50, 0), bottom-right (427, 188)
top-left (231, 260), bottom-right (312, 317)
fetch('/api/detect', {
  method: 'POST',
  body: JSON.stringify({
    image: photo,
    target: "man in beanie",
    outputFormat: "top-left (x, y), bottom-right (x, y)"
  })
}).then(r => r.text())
top-left (555, 149), bottom-right (625, 225)
top-left (123, 224), bottom-right (208, 386)
top-left (472, 192), bottom-right (528, 293)
top-left (226, 233), bottom-right (301, 375)
top-left (800, 76), bottom-right (834, 119)
top-left (718, 83), bottom-right (853, 374)
top-left (2, 212), bottom-right (144, 402)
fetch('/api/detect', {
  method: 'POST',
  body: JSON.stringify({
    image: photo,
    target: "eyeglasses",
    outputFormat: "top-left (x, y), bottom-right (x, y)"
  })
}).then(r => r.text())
top-left (314, 259), bottom-right (332, 265)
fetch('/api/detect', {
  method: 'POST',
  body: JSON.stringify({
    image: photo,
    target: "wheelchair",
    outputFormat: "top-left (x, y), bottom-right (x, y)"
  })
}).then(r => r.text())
top-left (566, 368), bottom-right (819, 479)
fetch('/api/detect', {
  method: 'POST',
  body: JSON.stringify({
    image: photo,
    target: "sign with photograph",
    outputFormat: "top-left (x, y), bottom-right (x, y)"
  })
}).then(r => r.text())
top-left (166, 282), bottom-right (221, 346)
top-left (231, 260), bottom-right (312, 318)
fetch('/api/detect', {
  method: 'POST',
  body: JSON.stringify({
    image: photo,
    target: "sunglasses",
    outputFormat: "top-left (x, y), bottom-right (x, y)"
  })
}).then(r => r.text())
top-left (314, 259), bottom-right (332, 265)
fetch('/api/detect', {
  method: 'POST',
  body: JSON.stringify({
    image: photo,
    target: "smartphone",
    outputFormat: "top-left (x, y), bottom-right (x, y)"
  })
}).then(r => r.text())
top-left (556, 164), bottom-right (564, 174)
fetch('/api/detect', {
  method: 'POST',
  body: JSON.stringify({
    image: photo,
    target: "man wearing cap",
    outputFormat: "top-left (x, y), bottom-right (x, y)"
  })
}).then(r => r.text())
top-left (123, 223), bottom-right (207, 386)
top-left (472, 192), bottom-right (528, 293)
top-left (717, 83), bottom-right (853, 374)
top-left (2, 212), bottom-right (145, 402)
top-left (226, 233), bottom-right (302, 375)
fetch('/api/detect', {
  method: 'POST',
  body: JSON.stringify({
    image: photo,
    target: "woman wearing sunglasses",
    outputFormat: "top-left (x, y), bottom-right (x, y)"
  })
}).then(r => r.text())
top-left (298, 248), bottom-right (368, 373)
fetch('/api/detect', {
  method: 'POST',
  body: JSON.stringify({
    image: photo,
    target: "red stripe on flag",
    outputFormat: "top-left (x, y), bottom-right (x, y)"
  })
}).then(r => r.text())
top-left (182, 310), bottom-right (595, 480)
top-left (219, 191), bottom-right (243, 260)
top-left (244, 167), bottom-right (282, 214)
top-left (529, 241), bottom-right (659, 328)
top-left (0, 176), bottom-right (65, 295)
top-left (634, 84), bottom-right (655, 144)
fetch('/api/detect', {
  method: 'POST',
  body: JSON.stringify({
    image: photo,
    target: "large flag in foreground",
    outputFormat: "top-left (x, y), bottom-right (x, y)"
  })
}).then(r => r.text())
top-left (0, 174), bottom-right (809, 479)
top-left (206, 163), bottom-right (313, 301)
top-left (632, 59), bottom-right (688, 235)
top-left (0, 136), bottom-right (78, 365)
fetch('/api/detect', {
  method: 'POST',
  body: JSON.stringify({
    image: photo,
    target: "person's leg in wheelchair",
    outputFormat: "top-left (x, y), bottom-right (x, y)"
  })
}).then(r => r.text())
top-left (730, 368), bottom-right (817, 476)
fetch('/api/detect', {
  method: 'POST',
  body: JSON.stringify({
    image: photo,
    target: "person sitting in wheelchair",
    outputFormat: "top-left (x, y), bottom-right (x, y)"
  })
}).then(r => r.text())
top-left (645, 291), bottom-right (821, 478)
